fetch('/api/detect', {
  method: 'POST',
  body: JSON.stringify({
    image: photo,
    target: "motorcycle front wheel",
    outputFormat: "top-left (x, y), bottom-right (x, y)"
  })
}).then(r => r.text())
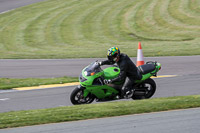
top-left (132, 78), bottom-right (156, 100)
top-left (70, 86), bottom-right (95, 105)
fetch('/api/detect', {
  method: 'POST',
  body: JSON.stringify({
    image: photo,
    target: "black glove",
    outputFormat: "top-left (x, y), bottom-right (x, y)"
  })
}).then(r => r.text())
top-left (104, 79), bottom-right (112, 84)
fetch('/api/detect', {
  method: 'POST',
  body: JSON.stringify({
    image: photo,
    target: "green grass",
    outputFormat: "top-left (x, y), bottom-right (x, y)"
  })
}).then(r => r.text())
top-left (0, 0), bottom-right (199, 59)
top-left (1, 95), bottom-right (200, 129)
top-left (0, 77), bottom-right (78, 90)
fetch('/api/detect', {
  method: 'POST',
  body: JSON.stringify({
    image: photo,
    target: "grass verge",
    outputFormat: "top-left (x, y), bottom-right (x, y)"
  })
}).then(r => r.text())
top-left (1, 95), bottom-right (200, 129)
top-left (0, 77), bottom-right (78, 90)
top-left (0, 0), bottom-right (199, 58)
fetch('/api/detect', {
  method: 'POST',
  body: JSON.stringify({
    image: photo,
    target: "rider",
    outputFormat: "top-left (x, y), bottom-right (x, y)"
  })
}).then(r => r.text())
top-left (99, 47), bottom-right (142, 98)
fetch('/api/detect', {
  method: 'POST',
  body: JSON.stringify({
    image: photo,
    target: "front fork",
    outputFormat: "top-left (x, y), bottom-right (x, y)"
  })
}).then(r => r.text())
top-left (77, 85), bottom-right (90, 98)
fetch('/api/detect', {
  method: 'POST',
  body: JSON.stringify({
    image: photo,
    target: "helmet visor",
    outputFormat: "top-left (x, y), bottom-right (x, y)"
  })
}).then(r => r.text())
top-left (108, 53), bottom-right (118, 62)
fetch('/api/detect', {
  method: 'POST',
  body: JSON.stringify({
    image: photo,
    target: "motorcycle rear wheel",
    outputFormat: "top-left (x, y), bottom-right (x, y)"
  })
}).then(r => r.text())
top-left (132, 78), bottom-right (156, 100)
top-left (70, 86), bottom-right (95, 105)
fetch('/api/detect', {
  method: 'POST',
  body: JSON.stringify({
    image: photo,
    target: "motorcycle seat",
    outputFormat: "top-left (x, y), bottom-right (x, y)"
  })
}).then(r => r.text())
top-left (138, 64), bottom-right (156, 75)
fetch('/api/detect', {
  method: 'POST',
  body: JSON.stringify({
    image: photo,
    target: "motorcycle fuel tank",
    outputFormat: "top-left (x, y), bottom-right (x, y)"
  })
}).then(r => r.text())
top-left (103, 67), bottom-right (120, 79)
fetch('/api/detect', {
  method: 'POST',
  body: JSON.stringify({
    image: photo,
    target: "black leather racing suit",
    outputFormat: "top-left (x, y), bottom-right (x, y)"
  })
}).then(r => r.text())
top-left (101, 53), bottom-right (142, 96)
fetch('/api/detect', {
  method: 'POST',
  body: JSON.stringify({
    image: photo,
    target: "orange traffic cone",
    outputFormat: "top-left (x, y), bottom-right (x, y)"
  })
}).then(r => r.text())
top-left (136, 42), bottom-right (145, 67)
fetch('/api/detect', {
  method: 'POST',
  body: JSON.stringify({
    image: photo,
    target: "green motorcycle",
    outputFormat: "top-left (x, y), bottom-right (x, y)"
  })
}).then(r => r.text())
top-left (70, 61), bottom-right (161, 105)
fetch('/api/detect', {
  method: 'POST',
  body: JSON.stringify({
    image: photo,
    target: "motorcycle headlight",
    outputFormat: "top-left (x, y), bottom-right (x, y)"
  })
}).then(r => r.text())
top-left (84, 71), bottom-right (88, 76)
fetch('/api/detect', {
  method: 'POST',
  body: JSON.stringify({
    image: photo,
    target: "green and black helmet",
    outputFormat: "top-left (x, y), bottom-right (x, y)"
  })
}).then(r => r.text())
top-left (107, 47), bottom-right (120, 62)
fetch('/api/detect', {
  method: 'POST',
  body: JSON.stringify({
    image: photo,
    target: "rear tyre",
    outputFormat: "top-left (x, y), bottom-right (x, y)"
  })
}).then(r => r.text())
top-left (70, 86), bottom-right (95, 105)
top-left (132, 78), bottom-right (156, 100)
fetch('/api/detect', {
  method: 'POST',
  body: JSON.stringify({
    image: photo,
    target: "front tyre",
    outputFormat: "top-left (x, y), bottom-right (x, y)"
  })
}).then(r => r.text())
top-left (132, 78), bottom-right (156, 100)
top-left (70, 86), bottom-right (95, 105)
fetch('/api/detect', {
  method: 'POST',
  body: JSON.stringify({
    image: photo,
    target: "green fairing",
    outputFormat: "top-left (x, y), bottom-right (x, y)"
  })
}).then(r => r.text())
top-left (85, 85), bottom-right (118, 99)
top-left (80, 70), bottom-right (103, 87)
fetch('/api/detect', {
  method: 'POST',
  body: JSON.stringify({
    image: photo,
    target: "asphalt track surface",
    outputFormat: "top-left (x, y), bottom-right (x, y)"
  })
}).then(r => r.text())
top-left (1, 108), bottom-right (200, 133)
top-left (0, 56), bottom-right (200, 78)
top-left (0, 0), bottom-right (45, 13)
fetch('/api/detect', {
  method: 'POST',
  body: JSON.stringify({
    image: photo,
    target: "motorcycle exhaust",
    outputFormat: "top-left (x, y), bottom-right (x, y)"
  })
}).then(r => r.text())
top-left (133, 91), bottom-right (146, 96)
